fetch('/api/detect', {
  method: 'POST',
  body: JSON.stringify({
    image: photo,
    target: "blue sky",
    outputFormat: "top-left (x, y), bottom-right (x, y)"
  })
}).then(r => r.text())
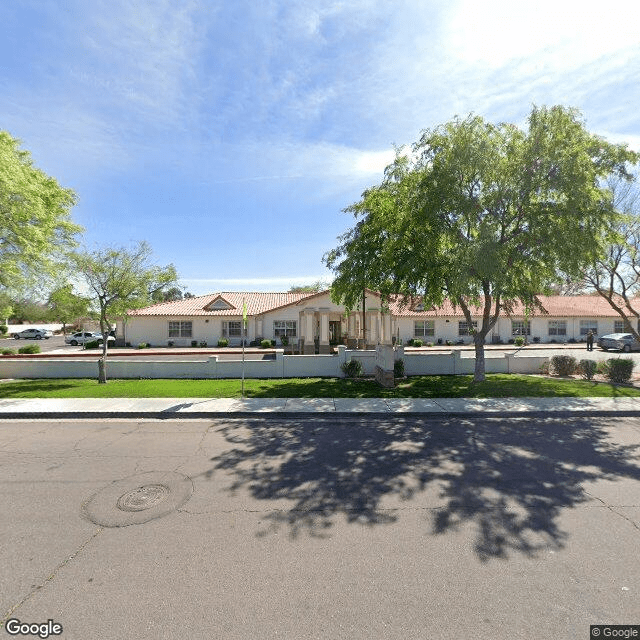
top-left (2, 0), bottom-right (640, 295)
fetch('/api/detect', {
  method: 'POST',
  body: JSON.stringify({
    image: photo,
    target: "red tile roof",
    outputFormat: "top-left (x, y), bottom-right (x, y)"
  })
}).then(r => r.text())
top-left (128, 291), bottom-right (639, 319)
top-left (128, 291), bottom-right (315, 317)
top-left (388, 295), bottom-right (640, 318)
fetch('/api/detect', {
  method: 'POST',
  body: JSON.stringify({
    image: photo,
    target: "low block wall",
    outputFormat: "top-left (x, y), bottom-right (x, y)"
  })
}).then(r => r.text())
top-left (0, 348), bottom-right (550, 379)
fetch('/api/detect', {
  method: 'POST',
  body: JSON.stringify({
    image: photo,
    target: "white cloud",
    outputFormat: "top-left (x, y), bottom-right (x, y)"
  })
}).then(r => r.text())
top-left (448, 0), bottom-right (640, 70)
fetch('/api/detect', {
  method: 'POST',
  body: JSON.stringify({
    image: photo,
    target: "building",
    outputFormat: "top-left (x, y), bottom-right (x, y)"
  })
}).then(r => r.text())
top-left (123, 291), bottom-right (639, 350)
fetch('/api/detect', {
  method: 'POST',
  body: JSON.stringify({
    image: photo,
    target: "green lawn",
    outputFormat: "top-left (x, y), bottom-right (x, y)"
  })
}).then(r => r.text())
top-left (1, 375), bottom-right (639, 399)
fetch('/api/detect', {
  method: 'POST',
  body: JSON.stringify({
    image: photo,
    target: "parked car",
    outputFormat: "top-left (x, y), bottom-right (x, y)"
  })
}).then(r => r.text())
top-left (597, 333), bottom-right (640, 352)
top-left (12, 328), bottom-right (53, 340)
top-left (64, 331), bottom-right (115, 346)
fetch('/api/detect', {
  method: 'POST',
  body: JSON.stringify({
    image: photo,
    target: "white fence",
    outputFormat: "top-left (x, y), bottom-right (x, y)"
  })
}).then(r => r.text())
top-left (0, 346), bottom-right (549, 379)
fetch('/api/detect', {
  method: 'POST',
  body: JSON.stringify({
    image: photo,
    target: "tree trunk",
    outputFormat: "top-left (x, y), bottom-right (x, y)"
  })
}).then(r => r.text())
top-left (473, 336), bottom-right (486, 383)
top-left (98, 357), bottom-right (107, 384)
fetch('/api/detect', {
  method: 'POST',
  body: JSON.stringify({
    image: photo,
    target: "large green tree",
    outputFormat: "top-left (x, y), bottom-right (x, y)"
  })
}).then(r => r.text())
top-left (325, 106), bottom-right (638, 381)
top-left (0, 131), bottom-right (81, 288)
top-left (74, 242), bottom-right (178, 383)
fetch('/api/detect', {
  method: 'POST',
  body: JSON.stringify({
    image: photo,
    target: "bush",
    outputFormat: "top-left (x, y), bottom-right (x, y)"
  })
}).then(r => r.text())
top-left (406, 338), bottom-right (414, 346)
top-left (217, 339), bottom-right (229, 347)
top-left (445, 340), bottom-right (453, 346)
top-left (341, 359), bottom-right (363, 378)
top-left (85, 340), bottom-right (101, 349)
top-left (137, 342), bottom-right (149, 349)
top-left (602, 358), bottom-right (634, 384)
top-left (18, 345), bottom-right (40, 354)
top-left (1, 348), bottom-right (16, 355)
top-left (280, 335), bottom-right (289, 346)
top-left (413, 339), bottom-right (423, 347)
top-left (394, 359), bottom-right (405, 377)
top-left (167, 340), bottom-right (174, 347)
top-left (260, 339), bottom-right (272, 349)
top-left (191, 340), bottom-right (198, 347)
top-left (514, 336), bottom-right (525, 347)
top-left (550, 355), bottom-right (577, 377)
top-left (0, 325), bottom-right (7, 336)
top-left (199, 341), bottom-right (207, 348)
top-left (426, 342), bottom-right (434, 347)
top-left (578, 359), bottom-right (598, 381)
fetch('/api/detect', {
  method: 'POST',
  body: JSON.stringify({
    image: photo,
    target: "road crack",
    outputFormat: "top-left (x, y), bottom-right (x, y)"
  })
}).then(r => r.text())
top-left (1, 527), bottom-right (104, 625)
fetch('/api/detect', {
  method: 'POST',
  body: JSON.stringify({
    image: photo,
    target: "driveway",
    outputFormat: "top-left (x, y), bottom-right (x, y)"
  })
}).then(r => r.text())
top-left (1, 415), bottom-right (639, 639)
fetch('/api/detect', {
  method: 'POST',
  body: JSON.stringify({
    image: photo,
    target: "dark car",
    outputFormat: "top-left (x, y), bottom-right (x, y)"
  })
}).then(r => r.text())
top-left (597, 333), bottom-right (640, 352)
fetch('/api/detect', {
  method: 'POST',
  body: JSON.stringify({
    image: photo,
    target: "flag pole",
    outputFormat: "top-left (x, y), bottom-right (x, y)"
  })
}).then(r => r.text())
top-left (241, 298), bottom-right (247, 399)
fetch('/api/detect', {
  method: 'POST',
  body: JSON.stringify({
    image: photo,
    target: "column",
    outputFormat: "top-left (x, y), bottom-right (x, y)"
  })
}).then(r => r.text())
top-left (382, 312), bottom-right (392, 345)
top-left (303, 310), bottom-right (315, 354)
top-left (319, 309), bottom-right (330, 354)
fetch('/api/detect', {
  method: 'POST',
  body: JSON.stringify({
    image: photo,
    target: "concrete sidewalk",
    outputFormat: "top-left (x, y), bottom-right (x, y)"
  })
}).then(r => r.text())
top-left (2, 395), bottom-right (640, 417)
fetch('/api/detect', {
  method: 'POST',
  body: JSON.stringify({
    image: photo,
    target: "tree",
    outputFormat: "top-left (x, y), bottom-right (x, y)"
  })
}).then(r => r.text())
top-left (289, 281), bottom-right (329, 293)
top-left (152, 286), bottom-right (186, 303)
top-left (325, 106), bottom-right (638, 381)
top-left (74, 242), bottom-right (178, 383)
top-left (582, 175), bottom-right (640, 338)
top-left (0, 131), bottom-right (81, 288)
top-left (47, 285), bottom-right (92, 334)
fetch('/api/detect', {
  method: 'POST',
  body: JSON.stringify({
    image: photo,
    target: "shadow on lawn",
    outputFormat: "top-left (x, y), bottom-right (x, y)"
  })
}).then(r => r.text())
top-left (204, 414), bottom-right (640, 561)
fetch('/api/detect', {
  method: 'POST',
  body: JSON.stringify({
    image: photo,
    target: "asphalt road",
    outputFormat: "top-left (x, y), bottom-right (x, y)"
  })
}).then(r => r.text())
top-left (1, 335), bottom-right (68, 352)
top-left (1, 415), bottom-right (639, 639)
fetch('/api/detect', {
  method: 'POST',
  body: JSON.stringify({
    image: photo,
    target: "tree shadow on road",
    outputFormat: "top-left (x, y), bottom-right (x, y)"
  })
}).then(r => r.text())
top-left (204, 415), bottom-right (640, 561)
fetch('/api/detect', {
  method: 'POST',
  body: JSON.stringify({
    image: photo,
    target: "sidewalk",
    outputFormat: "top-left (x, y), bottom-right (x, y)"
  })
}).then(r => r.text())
top-left (2, 395), bottom-right (640, 418)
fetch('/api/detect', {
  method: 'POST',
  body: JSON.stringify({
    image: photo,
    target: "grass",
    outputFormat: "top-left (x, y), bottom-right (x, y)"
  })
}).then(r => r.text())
top-left (1, 374), bottom-right (640, 399)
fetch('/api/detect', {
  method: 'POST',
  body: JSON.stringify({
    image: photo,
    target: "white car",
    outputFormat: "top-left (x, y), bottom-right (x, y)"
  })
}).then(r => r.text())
top-left (13, 328), bottom-right (53, 340)
top-left (64, 332), bottom-right (115, 346)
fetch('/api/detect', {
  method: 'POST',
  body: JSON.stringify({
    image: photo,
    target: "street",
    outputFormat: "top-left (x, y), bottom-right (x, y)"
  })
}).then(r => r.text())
top-left (1, 415), bottom-right (639, 639)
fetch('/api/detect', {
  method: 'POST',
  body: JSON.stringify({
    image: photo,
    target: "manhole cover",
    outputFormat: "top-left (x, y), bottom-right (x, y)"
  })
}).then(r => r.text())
top-left (117, 484), bottom-right (170, 512)
top-left (82, 471), bottom-right (193, 527)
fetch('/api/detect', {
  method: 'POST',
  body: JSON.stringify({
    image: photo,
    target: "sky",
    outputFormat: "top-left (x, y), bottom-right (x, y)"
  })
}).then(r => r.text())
top-left (2, 0), bottom-right (640, 295)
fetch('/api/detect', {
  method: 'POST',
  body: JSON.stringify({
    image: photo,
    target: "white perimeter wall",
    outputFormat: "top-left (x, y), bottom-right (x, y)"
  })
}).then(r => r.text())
top-left (0, 349), bottom-right (548, 379)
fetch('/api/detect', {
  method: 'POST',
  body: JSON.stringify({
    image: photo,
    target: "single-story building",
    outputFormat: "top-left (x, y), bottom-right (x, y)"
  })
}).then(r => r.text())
top-left (123, 291), bottom-right (640, 351)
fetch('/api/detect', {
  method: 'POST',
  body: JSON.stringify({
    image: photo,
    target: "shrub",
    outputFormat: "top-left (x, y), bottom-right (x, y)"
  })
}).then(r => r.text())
top-left (514, 336), bottom-right (525, 347)
top-left (413, 339), bottom-right (423, 347)
top-left (533, 336), bottom-right (540, 343)
top-left (191, 340), bottom-right (198, 347)
top-left (0, 325), bottom-right (7, 336)
top-left (260, 339), bottom-right (272, 348)
top-left (406, 338), bottom-right (415, 346)
top-left (85, 340), bottom-right (101, 349)
top-left (341, 359), bottom-right (363, 378)
top-left (539, 360), bottom-right (550, 375)
top-left (18, 345), bottom-right (40, 354)
top-left (550, 355), bottom-right (577, 377)
top-left (578, 359), bottom-right (598, 381)
top-left (199, 341), bottom-right (208, 348)
top-left (167, 340), bottom-right (174, 347)
top-left (1, 348), bottom-right (16, 355)
top-left (445, 340), bottom-right (453, 346)
top-left (217, 339), bottom-right (229, 347)
top-left (394, 358), bottom-right (405, 377)
top-left (280, 335), bottom-right (289, 346)
top-left (137, 342), bottom-right (149, 349)
top-left (426, 342), bottom-right (434, 347)
top-left (602, 358), bottom-right (634, 384)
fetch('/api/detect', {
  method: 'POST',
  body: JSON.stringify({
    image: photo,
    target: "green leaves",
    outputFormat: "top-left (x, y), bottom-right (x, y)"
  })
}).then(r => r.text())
top-left (325, 105), bottom-right (639, 381)
top-left (0, 131), bottom-right (81, 288)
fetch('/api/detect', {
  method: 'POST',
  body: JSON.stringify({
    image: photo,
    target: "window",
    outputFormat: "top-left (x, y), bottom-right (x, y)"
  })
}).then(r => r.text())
top-left (458, 320), bottom-right (477, 336)
top-left (511, 320), bottom-right (531, 336)
top-left (548, 320), bottom-right (567, 336)
top-left (580, 320), bottom-right (598, 336)
top-left (614, 320), bottom-right (628, 333)
top-left (168, 321), bottom-right (192, 338)
top-left (223, 321), bottom-right (242, 337)
top-left (414, 320), bottom-right (434, 337)
top-left (274, 320), bottom-right (297, 338)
